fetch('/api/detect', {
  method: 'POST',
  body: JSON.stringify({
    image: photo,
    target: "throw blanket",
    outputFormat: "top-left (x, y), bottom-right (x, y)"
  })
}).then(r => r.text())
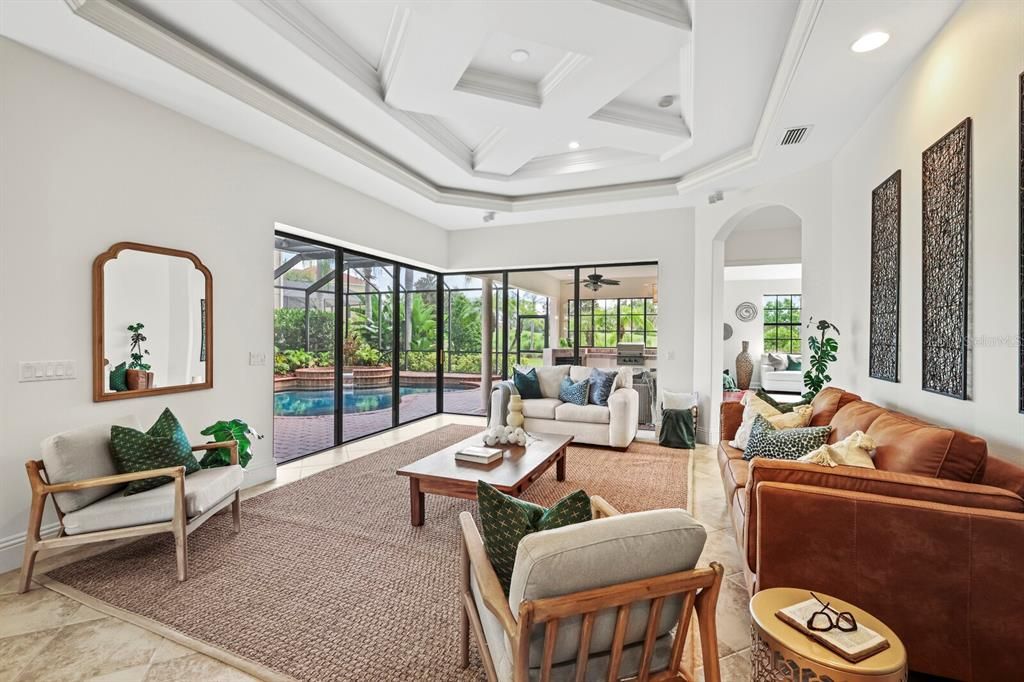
top-left (659, 408), bottom-right (695, 449)
top-left (488, 380), bottom-right (514, 425)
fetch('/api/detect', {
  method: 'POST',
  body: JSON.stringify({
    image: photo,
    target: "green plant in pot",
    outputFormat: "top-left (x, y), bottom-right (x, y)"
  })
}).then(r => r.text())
top-left (125, 322), bottom-right (152, 390)
top-left (199, 419), bottom-right (264, 468)
top-left (802, 318), bottom-right (840, 401)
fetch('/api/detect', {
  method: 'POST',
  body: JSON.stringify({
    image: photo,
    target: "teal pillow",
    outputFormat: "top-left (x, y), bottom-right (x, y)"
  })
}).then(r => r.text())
top-left (756, 389), bottom-right (810, 414)
top-left (109, 362), bottom-right (128, 392)
top-left (513, 367), bottom-right (542, 399)
top-left (110, 408), bottom-right (200, 495)
top-left (559, 376), bottom-right (589, 405)
top-left (477, 481), bottom-right (592, 594)
top-left (743, 414), bottom-right (831, 461)
top-left (786, 355), bottom-right (802, 371)
top-left (587, 368), bottom-right (618, 407)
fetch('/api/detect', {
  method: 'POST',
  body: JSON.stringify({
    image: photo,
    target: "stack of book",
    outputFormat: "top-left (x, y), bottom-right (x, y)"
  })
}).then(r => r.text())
top-left (455, 446), bottom-right (503, 465)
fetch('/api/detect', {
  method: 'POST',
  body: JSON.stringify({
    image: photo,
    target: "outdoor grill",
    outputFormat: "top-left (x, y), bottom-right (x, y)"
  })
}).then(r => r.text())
top-left (616, 342), bottom-right (646, 366)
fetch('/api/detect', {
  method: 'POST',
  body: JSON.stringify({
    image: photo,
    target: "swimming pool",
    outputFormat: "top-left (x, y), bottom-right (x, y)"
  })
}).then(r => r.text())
top-left (274, 385), bottom-right (476, 417)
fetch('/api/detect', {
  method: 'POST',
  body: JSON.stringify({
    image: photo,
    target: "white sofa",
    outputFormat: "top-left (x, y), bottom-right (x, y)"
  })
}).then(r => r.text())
top-left (759, 353), bottom-right (804, 393)
top-left (489, 365), bottom-right (639, 448)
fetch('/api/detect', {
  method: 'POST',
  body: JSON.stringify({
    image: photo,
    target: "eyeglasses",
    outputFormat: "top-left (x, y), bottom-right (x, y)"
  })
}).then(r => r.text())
top-left (806, 592), bottom-right (857, 633)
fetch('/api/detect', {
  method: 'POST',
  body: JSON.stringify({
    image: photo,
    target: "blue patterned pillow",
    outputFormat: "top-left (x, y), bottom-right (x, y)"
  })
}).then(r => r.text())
top-left (587, 368), bottom-right (618, 406)
top-left (559, 376), bottom-right (589, 405)
top-left (513, 367), bottom-right (542, 399)
top-left (743, 414), bottom-right (831, 461)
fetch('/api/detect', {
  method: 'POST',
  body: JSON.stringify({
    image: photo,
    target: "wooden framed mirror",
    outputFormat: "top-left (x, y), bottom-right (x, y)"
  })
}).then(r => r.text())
top-left (93, 242), bottom-right (213, 402)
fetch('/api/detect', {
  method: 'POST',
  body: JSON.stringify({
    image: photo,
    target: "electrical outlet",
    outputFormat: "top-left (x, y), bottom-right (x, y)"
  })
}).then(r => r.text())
top-left (19, 361), bottom-right (76, 382)
top-left (249, 352), bottom-right (267, 366)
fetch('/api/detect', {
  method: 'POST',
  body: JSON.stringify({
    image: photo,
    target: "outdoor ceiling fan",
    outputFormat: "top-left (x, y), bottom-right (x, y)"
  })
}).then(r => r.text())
top-left (580, 268), bottom-right (621, 292)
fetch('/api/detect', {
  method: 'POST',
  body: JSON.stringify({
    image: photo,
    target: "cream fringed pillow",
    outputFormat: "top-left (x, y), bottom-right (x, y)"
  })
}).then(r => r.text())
top-left (731, 393), bottom-right (813, 450)
top-left (799, 430), bottom-right (877, 469)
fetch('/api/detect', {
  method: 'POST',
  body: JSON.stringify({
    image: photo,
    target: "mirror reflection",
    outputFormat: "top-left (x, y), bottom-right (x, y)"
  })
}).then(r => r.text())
top-left (101, 249), bottom-right (208, 395)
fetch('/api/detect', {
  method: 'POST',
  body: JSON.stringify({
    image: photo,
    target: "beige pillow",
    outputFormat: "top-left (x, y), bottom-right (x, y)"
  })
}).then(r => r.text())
top-left (799, 430), bottom-right (877, 469)
top-left (730, 394), bottom-right (812, 450)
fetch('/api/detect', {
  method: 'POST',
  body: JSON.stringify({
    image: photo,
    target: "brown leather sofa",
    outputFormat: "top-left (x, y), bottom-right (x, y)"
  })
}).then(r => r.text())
top-left (718, 387), bottom-right (1024, 680)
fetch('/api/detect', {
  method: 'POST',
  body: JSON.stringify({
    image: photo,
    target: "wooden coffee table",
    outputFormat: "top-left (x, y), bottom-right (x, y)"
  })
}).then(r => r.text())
top-left (396, 431), bottom-right (572, 526)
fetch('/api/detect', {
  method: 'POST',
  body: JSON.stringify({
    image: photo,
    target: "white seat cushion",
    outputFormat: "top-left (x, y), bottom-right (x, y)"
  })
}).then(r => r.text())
top-left (521, 398), bottom-right (562, 420)
top-left (62, 465), bottom-right (244, 535)
top-left (41, 416), bottom-right (142, 513)
top-left (509, 509), bottom-right (706, 667)
top-left (555, 403), bottom-right (610, 425)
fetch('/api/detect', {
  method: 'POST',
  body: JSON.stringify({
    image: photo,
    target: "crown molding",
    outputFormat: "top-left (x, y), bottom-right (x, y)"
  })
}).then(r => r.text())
top-left (378, 6), bottom-right (410, 93)
top-left (63, 0), bottom-right (819, 217)
top-left (590, 100), bottom-right (690, 138)
top-left (454, 68), bottom-right (542, 109)
top-left (593, 0), bottom-right (692, 30)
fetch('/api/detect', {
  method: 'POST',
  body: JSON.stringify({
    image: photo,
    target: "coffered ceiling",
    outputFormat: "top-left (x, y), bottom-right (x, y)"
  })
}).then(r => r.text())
top-left (1, 0), bottom-right (961, 228)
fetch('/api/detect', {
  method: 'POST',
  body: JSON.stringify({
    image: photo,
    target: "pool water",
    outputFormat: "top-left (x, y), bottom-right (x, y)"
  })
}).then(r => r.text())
top-left (275, 385), bottom-right (474, 417)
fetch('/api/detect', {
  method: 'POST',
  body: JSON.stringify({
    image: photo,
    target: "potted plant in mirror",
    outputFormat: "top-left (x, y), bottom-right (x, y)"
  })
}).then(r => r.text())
top-left (125, 322), bottom-right (153, 390)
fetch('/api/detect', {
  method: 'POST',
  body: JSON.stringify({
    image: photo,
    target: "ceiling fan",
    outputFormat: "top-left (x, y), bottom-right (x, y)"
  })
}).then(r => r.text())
top-left (580, 268), bottom-right (621, 292)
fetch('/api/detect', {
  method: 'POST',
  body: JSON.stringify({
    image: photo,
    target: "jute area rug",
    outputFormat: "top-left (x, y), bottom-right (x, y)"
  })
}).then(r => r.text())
top-left (46, 425), bottom-right (692, 681)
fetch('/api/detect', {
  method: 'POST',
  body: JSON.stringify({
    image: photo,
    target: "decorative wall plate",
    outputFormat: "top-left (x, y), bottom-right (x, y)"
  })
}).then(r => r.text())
top-left (724, 323), bottom-right (734, 340)
top-left (735, 301), bottom-right (758, 322)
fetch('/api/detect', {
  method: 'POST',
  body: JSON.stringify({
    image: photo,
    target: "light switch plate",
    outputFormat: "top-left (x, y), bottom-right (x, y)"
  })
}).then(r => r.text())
top-left (19, 361), bottom-right (76, 382)
top-left (249, 352), bottom-right (267, 366)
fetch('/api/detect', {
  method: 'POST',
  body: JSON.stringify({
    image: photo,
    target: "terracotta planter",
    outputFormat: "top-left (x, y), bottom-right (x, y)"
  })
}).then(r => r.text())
top-left (125, 369), bottom-right (150, 391)
top-left (294, 367), bottom-right (335, 390)
top-left (274, 375), bottom-right (298, 391)
top-left (352, 366), bottom-right (392, 389)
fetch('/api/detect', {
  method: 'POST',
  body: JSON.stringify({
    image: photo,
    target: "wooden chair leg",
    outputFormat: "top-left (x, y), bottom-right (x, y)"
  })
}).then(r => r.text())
top-left (459, 526), bottom-right (470, 669)
top-left (172, 475), bottom-right (188, 581)
top-left (695, 563), bottom-right (725, 682)
top-left (18, 491), bottom-right (46, 593)
top-left (232, 490), bottom-right (241, 533)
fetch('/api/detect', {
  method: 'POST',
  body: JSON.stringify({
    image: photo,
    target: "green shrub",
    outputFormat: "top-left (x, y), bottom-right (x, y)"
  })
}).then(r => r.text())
top-left (274, 308), bottom-right (335, 352)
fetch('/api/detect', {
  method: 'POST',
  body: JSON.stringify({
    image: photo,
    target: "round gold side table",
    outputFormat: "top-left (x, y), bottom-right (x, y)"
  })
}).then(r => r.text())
top-left (749, 588), bottom-right (907, 682)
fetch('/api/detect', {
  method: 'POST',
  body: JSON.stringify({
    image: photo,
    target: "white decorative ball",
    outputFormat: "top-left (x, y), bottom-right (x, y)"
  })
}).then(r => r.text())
top-left (484, 434), bottom-right (499, 446)
top-left (516, 434), bottom-right (527, 446)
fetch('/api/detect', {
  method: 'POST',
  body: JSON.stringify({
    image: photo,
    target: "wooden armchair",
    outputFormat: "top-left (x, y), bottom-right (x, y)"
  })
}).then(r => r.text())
top-left (20, 417), bottom-right (244, 593)
top-left (459, 496), bottom-right (724, 682)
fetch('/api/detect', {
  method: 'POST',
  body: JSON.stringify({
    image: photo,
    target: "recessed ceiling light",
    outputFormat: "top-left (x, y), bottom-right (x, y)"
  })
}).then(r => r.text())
top-left (568, 141), bottom-right (581, 150)
top-left (851, 31), bottom-right (890, 53)
top-left (509, 49), bottom-right (530, 63)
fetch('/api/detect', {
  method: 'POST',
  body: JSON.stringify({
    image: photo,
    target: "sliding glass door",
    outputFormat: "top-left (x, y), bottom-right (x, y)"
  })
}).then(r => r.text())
top-left (273, 236), bottom-right (338, 464)
top-left (341, 253), bottom-right (395, 443)
top-left (441, 273), bottom-right (503, 416)
top-left (398, 268), bottom-right (439, 424)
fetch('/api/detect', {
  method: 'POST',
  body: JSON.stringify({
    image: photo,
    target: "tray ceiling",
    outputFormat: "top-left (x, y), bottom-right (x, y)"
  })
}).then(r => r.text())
top-left (1, 0), bottom-right (962, 227)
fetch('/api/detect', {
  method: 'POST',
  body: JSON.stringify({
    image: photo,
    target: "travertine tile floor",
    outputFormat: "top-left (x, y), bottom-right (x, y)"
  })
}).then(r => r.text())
top-left (0, 415), bottom-right (752, 681)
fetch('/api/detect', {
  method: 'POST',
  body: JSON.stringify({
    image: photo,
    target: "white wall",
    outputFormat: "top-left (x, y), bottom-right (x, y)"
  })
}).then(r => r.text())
top-left (448, 209), bottom-right (696, 402)
top-left (829, 0), bottom-right (1024, 464)
top-left (691, 164), bottom-right (832, 441)
top-left (724, 226), bottom-right (802, 266)
top-left (723, 276), bottom-right (802, 388)
top-left (0, 39), bottom-right (449, 571)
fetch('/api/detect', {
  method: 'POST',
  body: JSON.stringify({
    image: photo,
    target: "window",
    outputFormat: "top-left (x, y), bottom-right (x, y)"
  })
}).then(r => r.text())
top-left (568, 297), bottom-right (658, 348)
top-left (763, 294), bottom-right (802, 353)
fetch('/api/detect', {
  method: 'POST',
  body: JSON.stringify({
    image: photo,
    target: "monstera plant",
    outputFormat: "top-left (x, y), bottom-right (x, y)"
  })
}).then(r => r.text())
top-left (802, 318), bottom-right (840, 401)
top-left (199, 419), bottom-right (264, 468)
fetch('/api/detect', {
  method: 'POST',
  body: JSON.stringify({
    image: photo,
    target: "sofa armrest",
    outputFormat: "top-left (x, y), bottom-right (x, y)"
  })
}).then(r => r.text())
top-left (742, 458), bottom-right (1024, 575)
top-left (590, 495), bottom-right (620, 519)
top-left (459, 511), bottom-right (518, 639)
top-left (488, 381), bottom-right (514, 429)
top-left (754, 481), bottom-right (1024, 678)
top-left (39, 465), bottom-right (185, 494)
top-left (607, 387), bottom-right (639, 448)
top-left (720, 401), bottom-right (744, 442)
top-left (191, 440), bottom-right (239, 465)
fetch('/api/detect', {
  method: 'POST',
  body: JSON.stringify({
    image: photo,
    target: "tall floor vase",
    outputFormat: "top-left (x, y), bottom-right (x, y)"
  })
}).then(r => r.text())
top-left (736, 341), bottom-right (753, 390)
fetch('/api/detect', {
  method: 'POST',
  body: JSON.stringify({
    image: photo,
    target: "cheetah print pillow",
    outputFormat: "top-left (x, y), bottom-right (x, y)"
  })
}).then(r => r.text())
top-left (743, 414), bottom-right (832, 461)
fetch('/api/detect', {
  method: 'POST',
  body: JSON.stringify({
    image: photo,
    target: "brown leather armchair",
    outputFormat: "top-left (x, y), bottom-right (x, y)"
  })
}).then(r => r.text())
top-left (717, 387), bottom-right (1024, 680)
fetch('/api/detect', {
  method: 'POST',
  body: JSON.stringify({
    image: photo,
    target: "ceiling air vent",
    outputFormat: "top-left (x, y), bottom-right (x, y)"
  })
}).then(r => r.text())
top-left (780, 126), bottom-right (812, 146)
